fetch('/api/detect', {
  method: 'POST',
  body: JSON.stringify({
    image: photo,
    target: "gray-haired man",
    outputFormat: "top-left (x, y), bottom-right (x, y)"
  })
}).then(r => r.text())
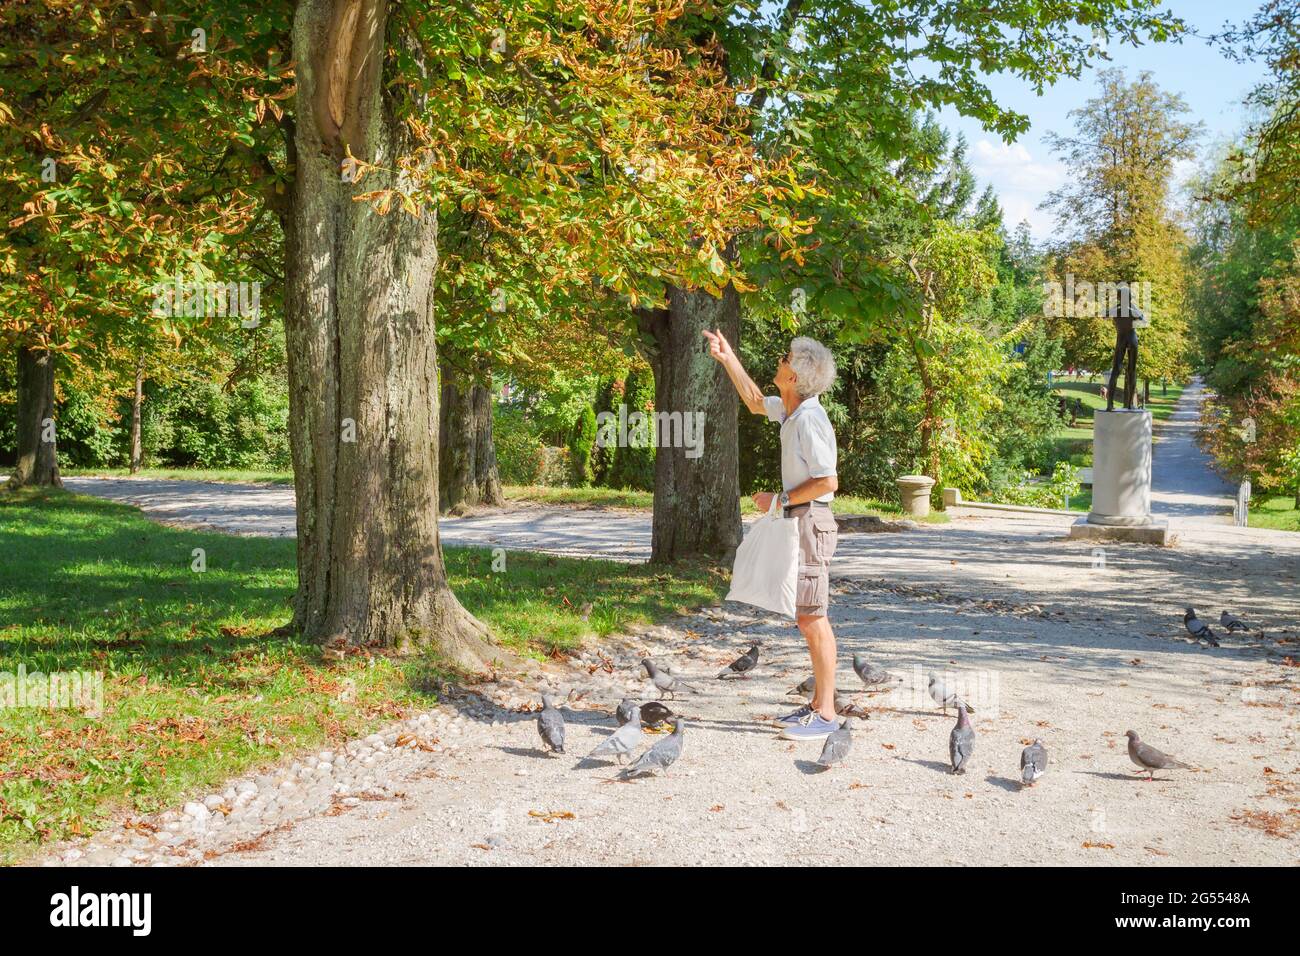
top-left (703, 329), bottom-right (842, 741)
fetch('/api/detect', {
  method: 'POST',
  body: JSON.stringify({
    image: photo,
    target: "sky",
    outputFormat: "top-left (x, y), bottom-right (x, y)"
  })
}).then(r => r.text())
top-left (935, 1), bottom-right (1270, 241)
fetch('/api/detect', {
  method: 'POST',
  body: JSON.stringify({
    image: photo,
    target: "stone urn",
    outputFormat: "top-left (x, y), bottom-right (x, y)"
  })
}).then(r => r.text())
top-left (896, 475), bottom-right (936, 517)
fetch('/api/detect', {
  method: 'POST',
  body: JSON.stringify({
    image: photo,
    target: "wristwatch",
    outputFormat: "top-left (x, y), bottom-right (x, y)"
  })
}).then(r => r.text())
top-left (778, 491), bottom-right (791, 508)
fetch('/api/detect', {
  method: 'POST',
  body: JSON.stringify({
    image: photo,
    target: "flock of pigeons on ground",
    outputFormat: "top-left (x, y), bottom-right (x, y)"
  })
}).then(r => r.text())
top-left (532, 613), bottom-right (1216, 783)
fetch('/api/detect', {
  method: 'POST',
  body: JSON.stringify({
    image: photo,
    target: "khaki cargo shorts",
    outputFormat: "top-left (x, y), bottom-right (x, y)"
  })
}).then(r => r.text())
top-left (787, 503), bottom-right (838, 618)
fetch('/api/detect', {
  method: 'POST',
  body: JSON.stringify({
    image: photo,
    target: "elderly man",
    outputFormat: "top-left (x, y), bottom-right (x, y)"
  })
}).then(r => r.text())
top-left (703, 330), bottom-right (842, 741)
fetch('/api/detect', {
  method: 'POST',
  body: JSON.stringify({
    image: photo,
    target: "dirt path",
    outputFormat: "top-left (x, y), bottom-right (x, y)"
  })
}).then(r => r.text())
top-left (1151, 377), bottom-right (1235, 525)
top-left (44, 479), bottom-right (1300, 866)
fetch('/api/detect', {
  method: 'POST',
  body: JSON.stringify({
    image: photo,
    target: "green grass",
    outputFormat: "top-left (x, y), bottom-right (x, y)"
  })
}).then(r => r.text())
top-left (63, 466), bottom-right (294, 485)
top-left (1049, 378), bottom-right (1188, 467)
top-left (0, 488), bottom-right (725, 862)
top-left (1247, 494), bottom-right (1300, 532)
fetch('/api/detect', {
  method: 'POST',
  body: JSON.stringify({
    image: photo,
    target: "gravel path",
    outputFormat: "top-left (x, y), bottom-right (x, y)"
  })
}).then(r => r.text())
top-left (40, 480), bottom-right (1300, 867)
top-left (1150, 377), bottom-right (1236, 525)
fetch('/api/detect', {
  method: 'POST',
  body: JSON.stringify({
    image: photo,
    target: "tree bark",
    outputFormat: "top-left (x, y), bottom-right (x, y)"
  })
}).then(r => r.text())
top-left (284, 0), bottom-right (494, 670)
top-left (470, 380), bottom-right (503, 506)
top-left (129, 359), bottom-right (144, 474)
top-left (439, 359), bottom-right (503, 513)
top-left (640, 283), bottom-right (742, 564)
top-left (10, 346), bottom-right (62, 489)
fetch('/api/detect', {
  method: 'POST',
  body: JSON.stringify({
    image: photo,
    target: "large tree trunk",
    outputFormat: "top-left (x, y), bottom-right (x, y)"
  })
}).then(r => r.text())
top-left (470, 380), bottom-right (503, 506)
top-left (439, 360), bottom-right (503, 513)
top-left (640, 284), bottom-right (742, 563)
top-left (10, 346), bottom-right (62, 489)
top-left (284, 0), bottom-right (493, 670)
top-left (129, 359), bottom-right (144, 474)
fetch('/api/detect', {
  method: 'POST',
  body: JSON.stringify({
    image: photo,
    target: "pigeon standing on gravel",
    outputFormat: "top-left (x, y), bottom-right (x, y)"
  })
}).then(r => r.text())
top-left (1020, 739), bottom-right (1048, 787)
top-left (586, 705), bottom-right (643, 764)
top-left (929, 675), bottom-right (975, 715)
top-left (787, 675), bottom-right (817, 701)
top-left (949, 703), bottom-right (974, 774)
top-left (639, 701), bottom-right (675, 729)
top-left (536, 695), bottom-right (566, 755)
top-left (1125, 730), bottom-right (1191, 780)
top-left (616, 698), bottom-right (637, 726)
top-left (717, 643), bottom-right (761, 680)
top-left (852, 653), bottom-right (900, 689)
top-left (816, 717), bottom-right (855, 769)
top-left (642, 658), bottom-right (697, 699)
top-left (620, 718), bottom-right (685, 778)
top-left (1220, 610), bottom-right (1252, 633)
top-left (1183, 607), bottom-right (1220, 647)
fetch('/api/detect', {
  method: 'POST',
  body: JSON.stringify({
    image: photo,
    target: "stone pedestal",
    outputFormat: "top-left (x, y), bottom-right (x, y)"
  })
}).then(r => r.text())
top-left (1068, 409), bottom-right (1170, 544)
top-left (896, 475), bottom-right (935, 517)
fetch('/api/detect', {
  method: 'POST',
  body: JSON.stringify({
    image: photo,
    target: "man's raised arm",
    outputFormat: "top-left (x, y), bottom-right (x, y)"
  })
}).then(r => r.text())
top-left (702, 329), bottom-right (766, 415)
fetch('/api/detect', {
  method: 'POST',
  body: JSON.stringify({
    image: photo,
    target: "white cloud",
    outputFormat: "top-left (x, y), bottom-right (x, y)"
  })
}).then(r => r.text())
top-left (968, 139), bottom-right (1067, 241)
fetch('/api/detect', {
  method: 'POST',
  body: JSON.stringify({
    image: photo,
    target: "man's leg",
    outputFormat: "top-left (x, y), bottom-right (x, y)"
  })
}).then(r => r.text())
top-left (798, 613), bottom-right (836, 721)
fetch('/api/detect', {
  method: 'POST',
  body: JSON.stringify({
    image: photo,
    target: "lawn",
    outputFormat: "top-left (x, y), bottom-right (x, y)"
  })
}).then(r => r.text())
top-left (64, 466), bottom-right (295, 485)
top-left (1050, 377), bottom-right (1187, 469)
top-left (0, 488), bottom-right (726, 862)
top-left (1248, 494), bottom-right (1300, 532)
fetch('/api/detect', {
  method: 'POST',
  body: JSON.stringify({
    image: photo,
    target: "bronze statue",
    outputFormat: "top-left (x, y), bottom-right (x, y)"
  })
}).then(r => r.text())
top-left (1105, 294), bottom-right (1143, 412)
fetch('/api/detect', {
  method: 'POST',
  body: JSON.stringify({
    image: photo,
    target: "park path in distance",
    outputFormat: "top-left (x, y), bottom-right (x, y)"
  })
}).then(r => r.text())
top-left (1150, 376), bottom-right (1235, 525)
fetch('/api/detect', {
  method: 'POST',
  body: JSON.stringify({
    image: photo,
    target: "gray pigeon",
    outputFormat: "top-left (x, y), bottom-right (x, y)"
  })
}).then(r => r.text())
top-left (1020, 739), bottom-right (1048, 787)
top-left (852, 653), bottom-right (900, 689)
top-left (929, 674), bottom-right (975, 715)
top-left (1183, 607), bottom-right (1220, 647)
top-left (615, 698), bottom-right (637, 726)
top-left (1219, 610), bottom-right (1252, 633)
top-left (642, 658), bottom-right (696, 699)
top-left (816, 717), bottom-right (855, 769)
top-left (1125, 730), bottom-right (1191, 780)
top-left (536, 695), bottom-right (566, 755)
top-left (949, 703), bottom-right (974, 774)
top-left (717, 643), bottom-right (760, 679)
top-left (586, 705), bottom-right (643, 764)
top-left (787, 675), bottom-right (816, 700)
top-left (620, 718), bottom-right (685, 777)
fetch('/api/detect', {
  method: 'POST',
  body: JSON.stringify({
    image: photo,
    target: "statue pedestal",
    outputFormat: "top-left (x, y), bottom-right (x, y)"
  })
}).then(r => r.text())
top-left (1068, 409), bottom-right (1170, 545)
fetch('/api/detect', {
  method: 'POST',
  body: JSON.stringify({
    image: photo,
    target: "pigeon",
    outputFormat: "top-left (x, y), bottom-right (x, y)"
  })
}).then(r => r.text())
top-left (1219, 610), bottom-right (1252, 633)
top-left (1020, 739), bottom-right (1048, 787)
top-left (816, 716), bottom-right (855, 769)
top-left (929, 674), bottom-right (975, 715)
top-left (1125, 730), bottom-right (1191, 780)
top-left (586, 705), bottom-right (643, 764)
top-left (615, 698), bottom-right (637, 726)
top-left (717, 643), bottom-right (760, 679)
top-left (1183, 607), bottom-right (1219, 646)
top-left (639, 701), bottom-right (675, 729)
top-left (620, 718), bottom-right (685, 777)
top-left (787, 675), bottom-right (816, 700)
top-left (949, 703), bottom-right (974, 774)
top-left (536, 695), bottom-right (566, 755)
top-left (642, 658), bottom-right (696, 699)
top-left (833, 692), bottom-right (869, 719)
top-left (852, 653), bottom-right (900, 689)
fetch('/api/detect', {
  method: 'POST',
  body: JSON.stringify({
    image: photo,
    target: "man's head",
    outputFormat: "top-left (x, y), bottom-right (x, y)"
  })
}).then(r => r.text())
top-left (776, 336), bottom-right (836, 399)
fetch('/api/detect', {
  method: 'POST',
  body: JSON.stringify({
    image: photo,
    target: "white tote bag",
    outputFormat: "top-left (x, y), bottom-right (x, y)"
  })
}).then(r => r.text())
top-left (725, 496), bottom-right (800, 618)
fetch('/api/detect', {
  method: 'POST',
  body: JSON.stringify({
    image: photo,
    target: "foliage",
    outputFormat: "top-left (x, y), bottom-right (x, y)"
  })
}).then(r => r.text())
top-left (568, 405), bottom-right (597, 486)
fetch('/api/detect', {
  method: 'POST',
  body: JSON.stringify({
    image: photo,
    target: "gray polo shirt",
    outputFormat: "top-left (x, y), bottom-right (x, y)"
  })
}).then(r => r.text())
top-left (763, 394), bottom-right (837, 502)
